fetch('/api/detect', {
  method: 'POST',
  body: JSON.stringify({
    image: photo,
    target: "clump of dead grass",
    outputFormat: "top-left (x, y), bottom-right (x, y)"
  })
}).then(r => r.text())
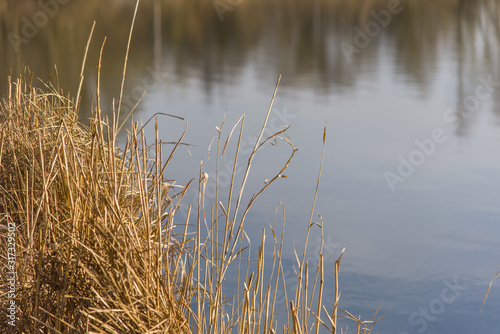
top-left (0, 68), bottom-right (382, 333)
top-left (0, 3), bottom-right (383, 331)
top-left (0, 69), bottom-right (192, 333)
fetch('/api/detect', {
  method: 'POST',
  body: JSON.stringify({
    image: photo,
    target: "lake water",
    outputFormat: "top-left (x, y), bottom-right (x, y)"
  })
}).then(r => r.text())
top-left (2, 0), bottom-right (500, 332)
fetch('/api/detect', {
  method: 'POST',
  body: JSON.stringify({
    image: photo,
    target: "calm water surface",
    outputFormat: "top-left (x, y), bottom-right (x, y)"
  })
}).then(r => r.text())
top-left (2, 0), bottom-right (500, 332)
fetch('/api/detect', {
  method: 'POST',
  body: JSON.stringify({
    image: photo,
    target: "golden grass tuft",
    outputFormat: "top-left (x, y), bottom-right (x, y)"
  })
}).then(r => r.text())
top-left (0, 70), bottom-right (191, 333)
top-left (0, 68), bottom-right (382, 333)
top-left (0, 6), bottom-right (383, 328)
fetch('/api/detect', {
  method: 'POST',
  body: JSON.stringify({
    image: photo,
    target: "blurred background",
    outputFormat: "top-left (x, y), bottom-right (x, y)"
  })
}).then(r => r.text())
top-left (1, 0), bottom-right (500, 332)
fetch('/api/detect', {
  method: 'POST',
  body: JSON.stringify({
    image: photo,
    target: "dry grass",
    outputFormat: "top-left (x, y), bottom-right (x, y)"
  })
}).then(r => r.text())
top-left (0, 5), bottom-right (383, 333)
top-left (0, 68), bottom-right (193, 333)
top-left (0, 68), bottom-right (382, 333)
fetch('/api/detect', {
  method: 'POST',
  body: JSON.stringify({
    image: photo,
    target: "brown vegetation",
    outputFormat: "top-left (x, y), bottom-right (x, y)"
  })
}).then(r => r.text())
top-left (0, 66), bottom-right (384, 332)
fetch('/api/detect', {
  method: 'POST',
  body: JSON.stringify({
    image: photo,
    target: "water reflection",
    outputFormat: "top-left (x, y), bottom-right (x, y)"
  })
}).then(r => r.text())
top-left (0, 0), bottom-right (499, 136)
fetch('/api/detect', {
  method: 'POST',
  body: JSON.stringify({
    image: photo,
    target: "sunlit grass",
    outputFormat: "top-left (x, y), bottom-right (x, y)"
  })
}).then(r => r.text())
top-left (0, 66), bottom-right (383, 333)
top-left (0, 4), bottom-right (383, 332)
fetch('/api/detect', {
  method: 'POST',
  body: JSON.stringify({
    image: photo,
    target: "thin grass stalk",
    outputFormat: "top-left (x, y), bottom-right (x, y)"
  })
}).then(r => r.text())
top-left (228, 75), bottom-right (281, 256)
top-left (303, 260), bottom-right (309, 331)
top-left (314, 225), bottom-right (324, 334)
top-left (333, 249), bottom-right (344, 334)
top-left (255, 228), bottom-right (266, 334)
top-left (214, 112), bottom-right (226, 334)
top-left (219, 115), bottom-right (244, 280)
top-left (116, 0), bottom-right (140, 137)
top-left (484, 271), bottom-right (500, 309)
top-left (75, 21), bottom-right (95, 117)
top-left (294, 123), bottom-right (327, 332)
top-left (196, 161), bottom-right (203, 334)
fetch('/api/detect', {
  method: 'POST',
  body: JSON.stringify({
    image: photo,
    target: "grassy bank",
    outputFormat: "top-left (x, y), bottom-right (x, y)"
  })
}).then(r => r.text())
top-left (0, 56), bottom-right (381, 334)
